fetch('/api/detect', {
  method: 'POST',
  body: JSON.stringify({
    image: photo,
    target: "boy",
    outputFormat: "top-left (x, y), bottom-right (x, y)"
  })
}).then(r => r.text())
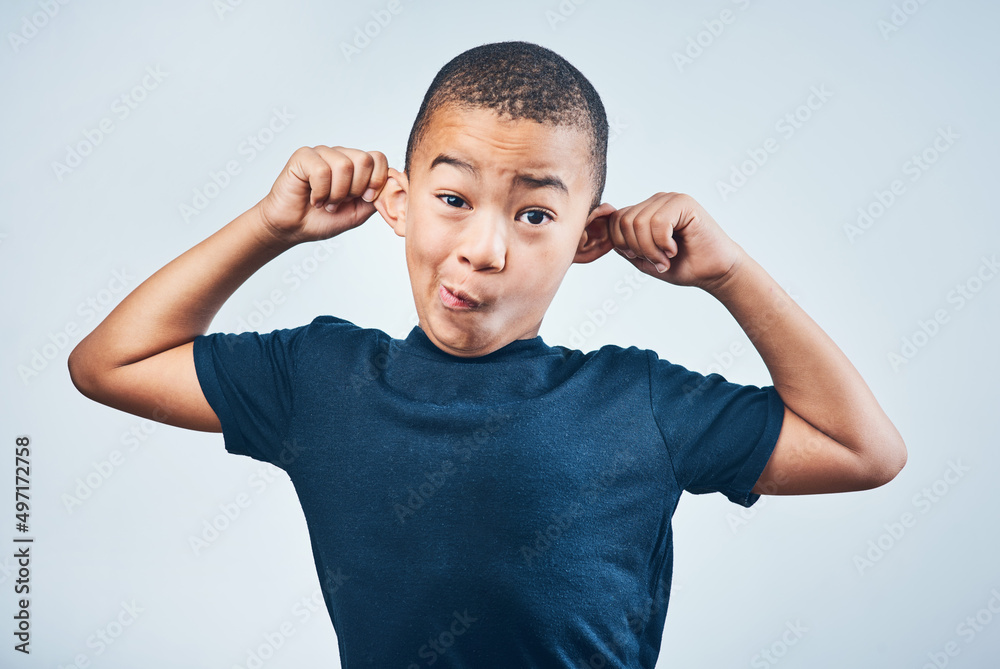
top-left (68, 41), bottom-right (906, 668)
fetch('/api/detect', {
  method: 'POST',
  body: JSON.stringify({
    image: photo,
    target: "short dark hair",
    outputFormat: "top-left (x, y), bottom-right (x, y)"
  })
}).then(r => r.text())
top-left (404, 40), bottom-right (608, 214)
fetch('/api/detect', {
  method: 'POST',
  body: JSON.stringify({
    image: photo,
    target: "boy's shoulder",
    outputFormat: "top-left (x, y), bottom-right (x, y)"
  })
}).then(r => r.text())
top-left (216, 314), bottom-right (379, 361)
top-left (279, 314), bottom-right (376, 341)
top-left (289, 314), bottom-right (387, 353)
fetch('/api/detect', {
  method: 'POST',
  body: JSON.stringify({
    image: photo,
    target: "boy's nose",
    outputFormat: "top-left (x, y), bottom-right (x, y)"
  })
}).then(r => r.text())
top-left (456, 213), bottom-right (507, 272)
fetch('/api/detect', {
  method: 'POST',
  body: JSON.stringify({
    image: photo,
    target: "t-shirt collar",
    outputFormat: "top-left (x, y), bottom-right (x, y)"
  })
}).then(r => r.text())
top-left (401, 325), bottom-right (551, 362)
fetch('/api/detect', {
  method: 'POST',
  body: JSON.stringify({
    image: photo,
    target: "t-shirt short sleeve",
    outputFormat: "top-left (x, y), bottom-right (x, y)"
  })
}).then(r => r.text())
top-left (192, 324), bottom-right (308, 466)
top-left (647, 349), bottom-right (785, 507)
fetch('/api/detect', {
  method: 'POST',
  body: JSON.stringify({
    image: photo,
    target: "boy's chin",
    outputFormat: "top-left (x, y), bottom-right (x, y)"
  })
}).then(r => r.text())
top-left (424, 316), bottom-right (513, 357)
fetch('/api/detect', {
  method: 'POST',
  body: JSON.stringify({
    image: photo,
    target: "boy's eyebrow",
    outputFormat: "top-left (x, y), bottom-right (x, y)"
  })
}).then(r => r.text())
top-left (429, 153), bottom-right (569, 196)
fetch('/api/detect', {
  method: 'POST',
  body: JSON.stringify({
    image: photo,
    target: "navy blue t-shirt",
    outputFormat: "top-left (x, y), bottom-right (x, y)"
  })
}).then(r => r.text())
top-left (192, 315), bottom-right (784, 668)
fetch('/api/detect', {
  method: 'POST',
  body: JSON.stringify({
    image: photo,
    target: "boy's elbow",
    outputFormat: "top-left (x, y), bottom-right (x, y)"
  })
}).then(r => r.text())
top-left (67, 346), bottom-right (91, 396)
top-left (868, 435), bottom-right (907, 488)
top-left (67, 342), bottom-right (103, 401)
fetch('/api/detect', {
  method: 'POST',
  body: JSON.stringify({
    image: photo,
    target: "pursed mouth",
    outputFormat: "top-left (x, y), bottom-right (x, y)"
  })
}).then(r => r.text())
top-left (440, 284), bottom-right (480, 309)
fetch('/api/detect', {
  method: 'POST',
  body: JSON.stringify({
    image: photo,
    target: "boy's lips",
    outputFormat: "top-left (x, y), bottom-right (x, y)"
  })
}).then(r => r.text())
top-left (440, 283), bottom-right (481, 309)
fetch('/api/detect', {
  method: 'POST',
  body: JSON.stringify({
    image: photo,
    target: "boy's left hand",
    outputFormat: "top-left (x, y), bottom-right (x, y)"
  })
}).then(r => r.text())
top-left (606, 192), bottom-right (746, 291)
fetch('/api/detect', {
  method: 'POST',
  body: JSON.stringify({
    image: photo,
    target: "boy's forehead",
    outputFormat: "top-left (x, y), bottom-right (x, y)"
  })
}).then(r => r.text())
top-left (410, 106), bottom-right (595, 211)
top-left (415, 105), bottom-right (591, 183)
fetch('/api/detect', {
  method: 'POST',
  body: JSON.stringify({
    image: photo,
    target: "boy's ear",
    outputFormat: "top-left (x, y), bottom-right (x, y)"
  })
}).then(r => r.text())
top-left (373, 167), bottom-right (408, 237)
top-left (573, 202), bottom-right (617, 264)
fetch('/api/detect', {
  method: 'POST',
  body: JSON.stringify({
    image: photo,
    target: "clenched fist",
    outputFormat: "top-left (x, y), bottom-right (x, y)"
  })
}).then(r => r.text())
top-left (257, 145), bottom-right (390, 246)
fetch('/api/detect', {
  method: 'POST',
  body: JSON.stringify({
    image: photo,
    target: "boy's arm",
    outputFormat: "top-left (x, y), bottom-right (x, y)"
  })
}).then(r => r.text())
top-left (704, 251), bottom-right (907, 494)
top-left (68, 146), bottom-right (390, 431)
top-left (68, 206), bottom-right (292, 431)
top-left (605, 192), bottom-right (907, 495)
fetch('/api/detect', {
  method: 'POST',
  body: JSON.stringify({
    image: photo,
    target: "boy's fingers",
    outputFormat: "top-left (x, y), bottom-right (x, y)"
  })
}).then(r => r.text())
top-left (607, 209), bottom-right (629, 254)
top-left (313, 145), bottom-right (355, 204)
top-left (633, 216), bottom-right (667, 271)
top-left (338, 147), bottom-right (378, 202)
top-left (362, 151), bottom-right (389, 202)
top-left (662, 236), bottom-right (679, 258)
top-left (299, 146), bottom-right (334, 208)
top-left (608, 197), bottom-right (681, 269)
top-left (618, 209), bottom-right (643, 259)
top-left (644, 207), bottom-right (677, 269)
top-left (624, 198), bottom-right (663, 261)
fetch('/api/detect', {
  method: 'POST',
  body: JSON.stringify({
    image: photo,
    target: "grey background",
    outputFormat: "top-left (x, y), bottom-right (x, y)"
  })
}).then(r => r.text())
top-left (2, 0), bottom-right (998, 667)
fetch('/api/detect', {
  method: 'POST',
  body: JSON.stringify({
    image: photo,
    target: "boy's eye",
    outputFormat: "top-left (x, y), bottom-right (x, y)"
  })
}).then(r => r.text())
top-left (519, 209), bottom-right (553, 226)
top-left (440, 194), bottom-right (470, 209)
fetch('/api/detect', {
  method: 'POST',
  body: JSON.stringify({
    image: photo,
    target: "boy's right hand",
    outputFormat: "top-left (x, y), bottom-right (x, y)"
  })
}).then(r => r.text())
top-left (257, 145), bottom-right (390, 246)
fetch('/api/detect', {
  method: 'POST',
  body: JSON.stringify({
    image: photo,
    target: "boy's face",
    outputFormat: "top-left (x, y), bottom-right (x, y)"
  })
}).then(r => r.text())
top-left (376, 105), bottom-right (615, 358)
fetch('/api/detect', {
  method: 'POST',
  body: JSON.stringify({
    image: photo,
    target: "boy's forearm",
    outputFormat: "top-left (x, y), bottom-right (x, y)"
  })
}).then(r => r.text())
top-left (70, 202), bottom-right (295, 375)
top-left (703, 251), bottom-right (905, 458)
